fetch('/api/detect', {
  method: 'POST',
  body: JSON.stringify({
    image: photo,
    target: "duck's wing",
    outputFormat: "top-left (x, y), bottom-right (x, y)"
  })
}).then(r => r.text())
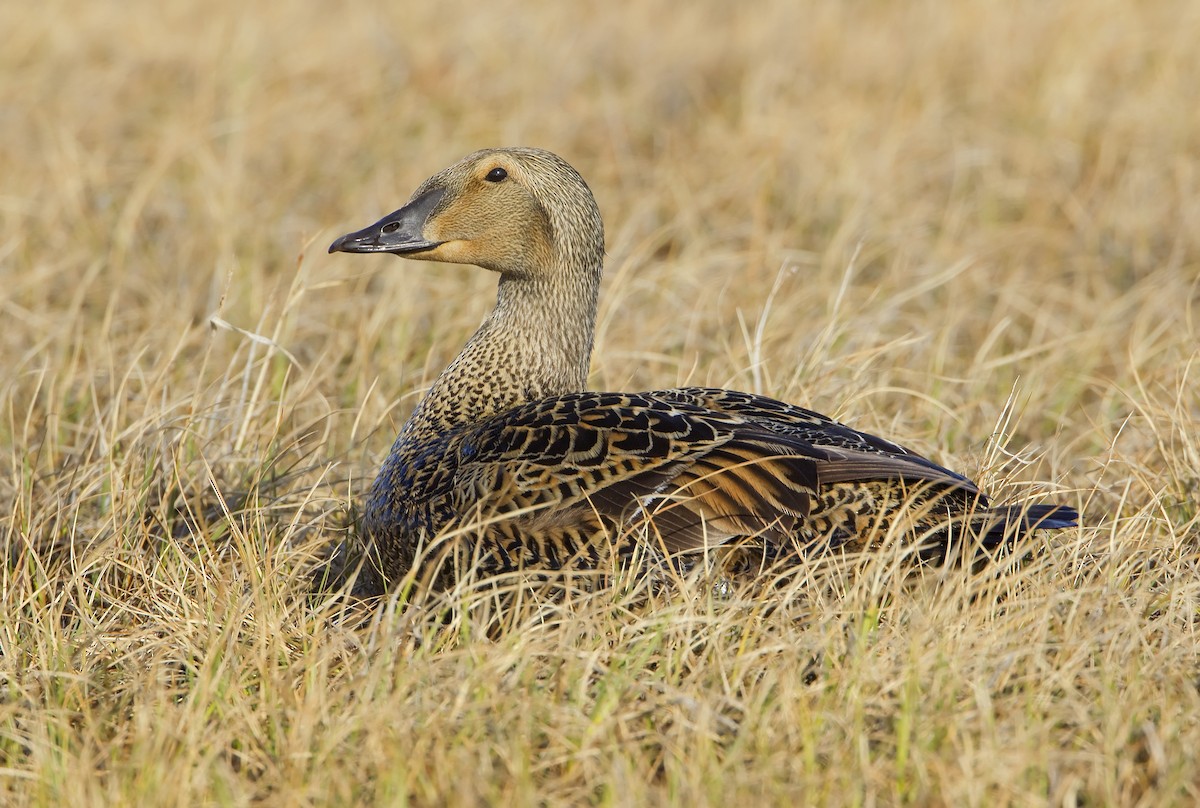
top-left (657, 387), bottom-right (981, 490)
top-left (659, 389), bottom-right (1079, 543)
top-left (447, 391), bottom-right (976, 554)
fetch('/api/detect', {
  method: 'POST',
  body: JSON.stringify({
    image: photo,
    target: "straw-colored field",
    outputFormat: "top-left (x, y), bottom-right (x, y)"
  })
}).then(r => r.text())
top-left (3, 1), bottom-right (1198, 805)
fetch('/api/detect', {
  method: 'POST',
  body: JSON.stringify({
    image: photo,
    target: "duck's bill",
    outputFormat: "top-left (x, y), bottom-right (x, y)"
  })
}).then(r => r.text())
top-left (328, 187), bottom-right (446, 255)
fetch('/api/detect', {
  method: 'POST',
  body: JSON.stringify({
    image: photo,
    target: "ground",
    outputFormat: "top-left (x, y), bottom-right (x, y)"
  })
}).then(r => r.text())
top-left (1, 1), bottom-right (1198, 805)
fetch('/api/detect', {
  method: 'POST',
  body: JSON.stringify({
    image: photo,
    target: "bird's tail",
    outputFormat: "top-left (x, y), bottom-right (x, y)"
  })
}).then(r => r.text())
top-left (978, 502), bottom-right (1079, 547)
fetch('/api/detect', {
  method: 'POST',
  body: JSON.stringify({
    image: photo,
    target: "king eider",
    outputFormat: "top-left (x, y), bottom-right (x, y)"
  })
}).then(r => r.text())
top-left (329, 147), bottom-right (1077, 594)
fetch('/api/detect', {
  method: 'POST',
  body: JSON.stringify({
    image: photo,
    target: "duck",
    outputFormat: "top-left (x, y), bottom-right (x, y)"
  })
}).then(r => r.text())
top-left (328, 147), bottom-right (1077, 594)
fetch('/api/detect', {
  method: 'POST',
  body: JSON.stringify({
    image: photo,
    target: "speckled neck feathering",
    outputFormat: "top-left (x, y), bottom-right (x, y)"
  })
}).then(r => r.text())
top-left (381, 149), bottom-right (604, 443)
top-left (329, 147), bottom-right (1078, 594)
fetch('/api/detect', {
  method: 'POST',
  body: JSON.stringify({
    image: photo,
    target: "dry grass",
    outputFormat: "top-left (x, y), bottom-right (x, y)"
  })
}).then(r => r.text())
top-left (2, 1), bottom-right (1198, 804)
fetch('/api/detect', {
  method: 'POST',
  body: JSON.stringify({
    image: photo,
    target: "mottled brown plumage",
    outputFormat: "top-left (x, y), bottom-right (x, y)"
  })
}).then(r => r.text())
top-left (329, 147), bottom-right (1077, 594)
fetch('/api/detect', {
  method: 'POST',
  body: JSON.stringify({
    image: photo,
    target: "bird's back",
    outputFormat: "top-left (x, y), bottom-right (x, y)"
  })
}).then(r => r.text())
top-left (361, 388), bottom-right (1077, 589)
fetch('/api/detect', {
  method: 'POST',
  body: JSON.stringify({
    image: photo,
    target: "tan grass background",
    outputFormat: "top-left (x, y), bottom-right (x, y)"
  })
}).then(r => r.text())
top-left (2, 1), bottom-right (1198, 805)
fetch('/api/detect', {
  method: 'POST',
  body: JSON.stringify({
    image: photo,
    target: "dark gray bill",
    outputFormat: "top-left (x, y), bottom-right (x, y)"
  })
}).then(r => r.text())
top-left (328, 186), bottom-right (447, 255)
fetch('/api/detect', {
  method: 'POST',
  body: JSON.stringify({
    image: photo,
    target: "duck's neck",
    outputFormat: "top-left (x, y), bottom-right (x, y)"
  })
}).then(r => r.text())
top-left (400, 270), bottom-right (600, 439)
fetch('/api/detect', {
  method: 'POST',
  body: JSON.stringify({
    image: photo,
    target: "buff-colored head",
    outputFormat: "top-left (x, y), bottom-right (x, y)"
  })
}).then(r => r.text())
top-left (329, 147), bottom-right (604, 282)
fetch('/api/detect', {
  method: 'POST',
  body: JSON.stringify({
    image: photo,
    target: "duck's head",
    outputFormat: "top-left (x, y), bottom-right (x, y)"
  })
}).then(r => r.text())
top-left (329, 147), bottom-right (604, 282)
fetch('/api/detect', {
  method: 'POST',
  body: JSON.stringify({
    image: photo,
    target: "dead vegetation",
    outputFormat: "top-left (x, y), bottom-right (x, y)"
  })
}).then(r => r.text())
top-left (1, 1), bottom-right (1197, 804)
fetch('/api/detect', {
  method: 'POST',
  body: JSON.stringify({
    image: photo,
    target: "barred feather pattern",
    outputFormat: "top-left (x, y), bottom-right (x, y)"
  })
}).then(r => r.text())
top-left (359, 387), bottom-right (1070, 591)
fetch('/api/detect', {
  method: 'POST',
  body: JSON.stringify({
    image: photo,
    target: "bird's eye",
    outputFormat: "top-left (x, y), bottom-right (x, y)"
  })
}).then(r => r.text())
top-left (485, 167), bottom-right (508, 182)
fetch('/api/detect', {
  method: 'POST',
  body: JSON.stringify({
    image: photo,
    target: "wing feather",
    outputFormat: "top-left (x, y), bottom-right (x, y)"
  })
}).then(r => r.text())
top-left (440, 389), bottom-right (984, 554)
